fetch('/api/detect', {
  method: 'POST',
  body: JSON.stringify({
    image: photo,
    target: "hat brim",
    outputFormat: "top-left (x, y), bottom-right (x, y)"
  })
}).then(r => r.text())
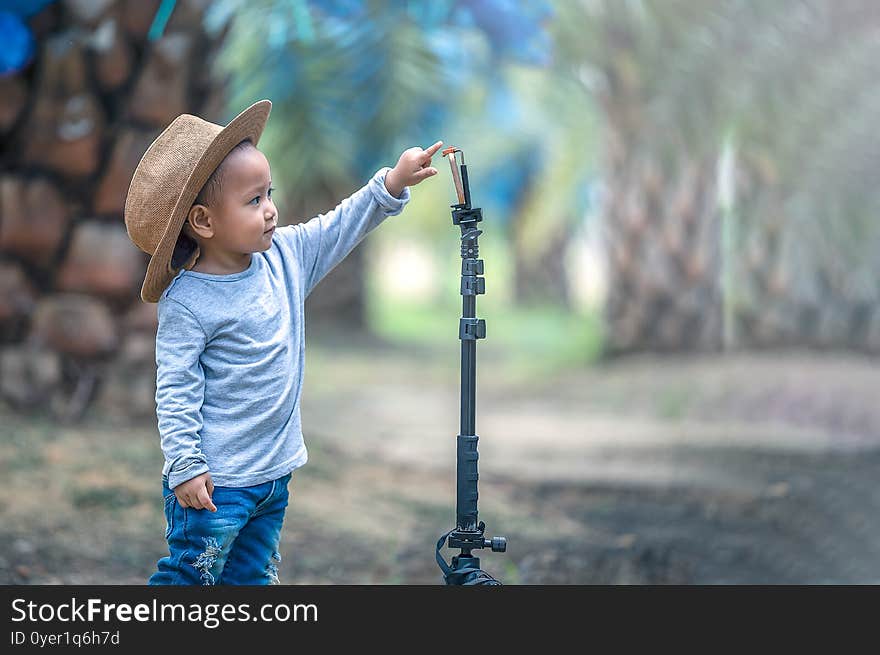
top-left (140, 99), bottom-right (272, 303)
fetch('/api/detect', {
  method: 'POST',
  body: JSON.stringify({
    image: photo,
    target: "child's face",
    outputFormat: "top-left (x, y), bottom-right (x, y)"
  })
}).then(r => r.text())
top-left (192, 145), bottom-right (277, 254)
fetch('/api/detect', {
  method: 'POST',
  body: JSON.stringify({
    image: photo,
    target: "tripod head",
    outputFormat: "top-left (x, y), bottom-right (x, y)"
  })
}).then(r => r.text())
top-left (434, 147), bottom-right (507, 586)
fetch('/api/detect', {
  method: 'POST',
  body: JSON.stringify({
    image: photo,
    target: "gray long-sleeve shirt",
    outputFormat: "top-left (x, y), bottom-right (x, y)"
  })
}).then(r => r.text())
top-left (154, 166), bottom-right (410, 489)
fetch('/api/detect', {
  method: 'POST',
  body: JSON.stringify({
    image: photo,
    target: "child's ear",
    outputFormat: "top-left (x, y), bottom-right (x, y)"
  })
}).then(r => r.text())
top-left (186, 204), bottom-right (213, 238)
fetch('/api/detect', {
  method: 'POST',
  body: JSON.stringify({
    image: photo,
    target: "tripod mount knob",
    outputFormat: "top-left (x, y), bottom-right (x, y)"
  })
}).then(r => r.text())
top-left (486, 536), bottom-right (507, 553)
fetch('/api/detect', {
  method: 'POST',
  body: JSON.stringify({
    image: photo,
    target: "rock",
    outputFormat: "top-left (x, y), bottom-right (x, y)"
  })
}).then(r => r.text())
top-left (29, 293), bottom-right (119, 357)
top-left (22, 34), bottom-right (105, 178)
top-left (94, 361), bottom-right (156, 419)
top-left (93, 128), bottom-right (158, 215)
top-left (128, 32), bottom-right (193, 126)
top-left (0, 176), bottom-right (70, 267)
top-left (0, 260), bottom-right (38, 342)
top-left (122, 300), bottom-right (158, 333)
top-left (0, 75), bottom-right (28, 132)
top-left (90, 18), bottom-right (134, 91)
top-left (0, 346), bottom-right (62, 407)
top-left (62, 0), bottom-right (116, 26)
top-left (120, 332), bottom-right (155, 366)
top-left (120, 0), bottom-right (162, 41)
top-left (55, 221), bottom-right (143, 300)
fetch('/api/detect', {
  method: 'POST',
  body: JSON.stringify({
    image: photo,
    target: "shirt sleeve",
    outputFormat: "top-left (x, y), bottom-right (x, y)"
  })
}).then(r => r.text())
top-left (287, 166), bottom-right (411, 298)
top-left (154, 297), bottom-right (210, 489)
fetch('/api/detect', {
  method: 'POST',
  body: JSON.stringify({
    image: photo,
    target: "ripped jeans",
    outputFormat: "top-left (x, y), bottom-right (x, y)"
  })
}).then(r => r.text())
top-left (149, 472), bottom-right (292, 585)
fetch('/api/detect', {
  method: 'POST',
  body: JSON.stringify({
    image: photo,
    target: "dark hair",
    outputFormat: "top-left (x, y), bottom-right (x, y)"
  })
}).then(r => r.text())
top-left (172, 138), bottom-right (256, 268)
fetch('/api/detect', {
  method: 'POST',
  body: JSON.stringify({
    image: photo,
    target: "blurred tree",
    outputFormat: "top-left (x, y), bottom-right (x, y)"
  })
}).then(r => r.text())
top-left (554, 0), bottom-right (727, 353)
top-left (554, 0), bottom-right (880, 354)
top-left (502, 66), bottom-right (596, 307)
top-left (721, 2), bottom-right (880, 351)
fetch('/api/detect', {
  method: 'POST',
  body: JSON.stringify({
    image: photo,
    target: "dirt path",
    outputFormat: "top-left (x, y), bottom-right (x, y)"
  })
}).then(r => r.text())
top-left (2, 344), bottom-right (880, 584)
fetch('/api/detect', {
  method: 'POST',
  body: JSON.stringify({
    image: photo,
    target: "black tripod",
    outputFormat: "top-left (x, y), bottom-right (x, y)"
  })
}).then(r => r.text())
top-left (435, 147), bottom-right (507, 585)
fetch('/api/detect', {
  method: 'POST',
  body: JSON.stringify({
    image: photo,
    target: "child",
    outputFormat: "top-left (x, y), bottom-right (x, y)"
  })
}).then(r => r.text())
top-left (124, 99), bottom-right (442, 584)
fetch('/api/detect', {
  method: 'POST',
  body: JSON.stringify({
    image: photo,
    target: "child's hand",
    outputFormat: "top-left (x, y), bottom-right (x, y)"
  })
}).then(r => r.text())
top-left (173, 472), bottom-right (217, 512)
top-left (384, 140), bottom-right (443, 198)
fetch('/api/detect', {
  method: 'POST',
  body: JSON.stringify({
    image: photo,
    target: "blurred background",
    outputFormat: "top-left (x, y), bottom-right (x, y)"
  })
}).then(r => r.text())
top-left (2, 0), bottom-right (880, 584)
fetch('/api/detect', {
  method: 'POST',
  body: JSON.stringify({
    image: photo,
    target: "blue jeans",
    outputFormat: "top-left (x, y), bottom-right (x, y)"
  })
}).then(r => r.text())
top-left (149, 473), bottom-right (292, 585)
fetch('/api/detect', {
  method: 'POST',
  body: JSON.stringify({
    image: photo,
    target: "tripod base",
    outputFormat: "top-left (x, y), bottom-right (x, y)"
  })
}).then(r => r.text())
top-left (446, 554), bottom-right (501, 586)
top-left (436, 529), bottom-right (503, 586)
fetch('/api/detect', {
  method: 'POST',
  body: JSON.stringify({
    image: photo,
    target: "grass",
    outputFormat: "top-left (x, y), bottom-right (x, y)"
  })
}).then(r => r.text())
top-left (658, 387), bottom-right (693, 421)
top-left (365, 292), bottom-right (604, 381)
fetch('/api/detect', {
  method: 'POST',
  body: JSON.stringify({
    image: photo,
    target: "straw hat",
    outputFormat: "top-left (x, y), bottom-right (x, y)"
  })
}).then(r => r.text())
top-left (124, 99), bottom-right (272, 303)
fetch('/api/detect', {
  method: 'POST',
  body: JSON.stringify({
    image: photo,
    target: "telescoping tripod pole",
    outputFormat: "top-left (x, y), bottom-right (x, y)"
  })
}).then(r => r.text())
top-left (435, 147), bottom-right (507, 586)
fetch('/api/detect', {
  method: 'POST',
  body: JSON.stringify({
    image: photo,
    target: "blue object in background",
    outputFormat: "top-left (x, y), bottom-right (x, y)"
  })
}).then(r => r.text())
top-left (0, 0), bottom-right (57, 75)
top-left (0, 0), bottom-right (55, 17)
top-left (0, 11), bottom-right (34, 75)
top-left (147, 0), bottom-right (178, 42)
top-left (478, 146), bottom-right (541, 225)
top-left (454, 0), bottom-right (554, 65)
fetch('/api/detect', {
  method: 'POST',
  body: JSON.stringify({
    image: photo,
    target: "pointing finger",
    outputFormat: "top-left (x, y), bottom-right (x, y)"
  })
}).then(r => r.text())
top-left (424, 140), bottom-right (443, 157)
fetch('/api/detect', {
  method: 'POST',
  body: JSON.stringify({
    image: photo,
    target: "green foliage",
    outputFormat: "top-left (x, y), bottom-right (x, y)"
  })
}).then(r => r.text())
top-left (209, 0), bottom-right (450, 193)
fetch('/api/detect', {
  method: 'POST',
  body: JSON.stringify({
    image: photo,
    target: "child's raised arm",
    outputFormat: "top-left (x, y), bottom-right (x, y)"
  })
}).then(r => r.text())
top-left (282, 141), bottom-right (443, 298)
top-left (283, 167), bottom-right (409, 298)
